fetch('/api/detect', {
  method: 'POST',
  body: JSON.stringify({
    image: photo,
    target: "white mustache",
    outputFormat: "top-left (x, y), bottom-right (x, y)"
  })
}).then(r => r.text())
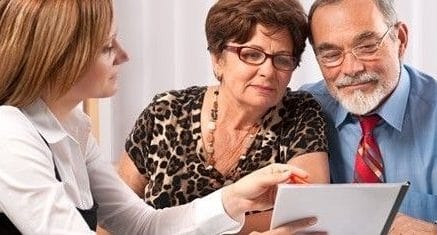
top-left (335, 73), bottom-right (379, 87)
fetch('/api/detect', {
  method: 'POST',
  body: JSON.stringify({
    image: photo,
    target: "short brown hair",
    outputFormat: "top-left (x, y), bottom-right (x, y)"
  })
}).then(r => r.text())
top-left (0, 0), bottom-right (113, 107)
top-left (205, 0), bottom-right (308, 67)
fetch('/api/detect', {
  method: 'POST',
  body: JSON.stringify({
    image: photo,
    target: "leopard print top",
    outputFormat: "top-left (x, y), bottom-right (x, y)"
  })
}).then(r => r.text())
top-left (125, 86), bottom-right (328, 209)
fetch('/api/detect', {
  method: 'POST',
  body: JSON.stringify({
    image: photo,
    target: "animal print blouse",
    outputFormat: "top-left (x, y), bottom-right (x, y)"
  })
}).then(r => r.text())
top-left (125, 86), bottom-right (328, 209)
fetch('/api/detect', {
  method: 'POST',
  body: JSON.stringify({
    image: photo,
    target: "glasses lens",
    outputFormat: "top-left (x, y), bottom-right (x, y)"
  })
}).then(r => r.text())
top-left (353, 42), bottom-right (380, 60)
top-left (239, 47), bottom-right (265, 64)
top-left (273, 55), bottom-right (296, 71)
top-left (318, 50), bottom-right (343, 67)
top-left (318, 26), bottom-right (393, 68)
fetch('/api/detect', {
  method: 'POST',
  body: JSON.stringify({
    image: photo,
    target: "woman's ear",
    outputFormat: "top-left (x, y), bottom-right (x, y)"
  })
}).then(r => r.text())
top-left (211, 52), bottom-right (224, 81)
top-left (395, 22), bottom-right (408, 58)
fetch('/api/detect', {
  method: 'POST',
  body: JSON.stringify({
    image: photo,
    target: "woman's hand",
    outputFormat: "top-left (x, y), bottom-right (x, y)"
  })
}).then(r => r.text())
top-left (221, 163), bottom-right (308, 219)
top-left (250, 217), bottom-right (326, 235)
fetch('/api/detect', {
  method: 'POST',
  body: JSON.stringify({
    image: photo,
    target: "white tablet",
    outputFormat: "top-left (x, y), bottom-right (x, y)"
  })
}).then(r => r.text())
top-left (270, 182), bottom-right (409, 235)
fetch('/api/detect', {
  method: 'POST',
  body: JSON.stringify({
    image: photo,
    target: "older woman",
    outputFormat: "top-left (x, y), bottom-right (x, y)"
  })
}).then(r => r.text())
top-left (121, 0), bottom-right (330, 233)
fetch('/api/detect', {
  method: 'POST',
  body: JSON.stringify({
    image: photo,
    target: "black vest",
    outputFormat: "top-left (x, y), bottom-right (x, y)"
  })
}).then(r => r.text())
top-left (0, 135), bottom-right (98, 234)
top-left (0, 204), bottom-right (98, 234)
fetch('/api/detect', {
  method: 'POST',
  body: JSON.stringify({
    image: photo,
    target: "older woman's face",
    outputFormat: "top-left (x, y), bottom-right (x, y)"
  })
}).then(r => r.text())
top-left (213, 24), bottom-right (294, 111)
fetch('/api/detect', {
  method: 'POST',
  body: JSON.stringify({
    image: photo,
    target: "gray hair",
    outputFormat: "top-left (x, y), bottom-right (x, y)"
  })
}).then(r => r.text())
top-left (308, 0), bottom-right (398, 44)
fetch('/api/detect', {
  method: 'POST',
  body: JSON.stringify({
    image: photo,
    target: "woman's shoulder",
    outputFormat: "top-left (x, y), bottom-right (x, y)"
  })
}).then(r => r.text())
top-left (281, 88), bottom-right (322, 109)
top-left (153, 86), bottom-right (207, 102)
top-left (282, 88), bottom-right (317, 101)
top-left (0, 106), bottom-right (32, 130)
top-left (136, 86), bottom-right (207, 120)
top-left (0, 106), bottom-right (39, 142)
top-left (145, 86), bottom-right (207, 111)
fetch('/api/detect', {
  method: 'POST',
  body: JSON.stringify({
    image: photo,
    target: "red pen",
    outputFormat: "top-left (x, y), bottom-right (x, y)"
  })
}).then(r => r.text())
top-left (289, 174), bottom-right (309, 184)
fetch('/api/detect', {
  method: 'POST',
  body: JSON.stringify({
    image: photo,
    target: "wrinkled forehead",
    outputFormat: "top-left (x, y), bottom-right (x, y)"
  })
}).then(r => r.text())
top-left (230, 24), bottom-right (293, 52)
top-left (310, 0), bottom-right (387, 46)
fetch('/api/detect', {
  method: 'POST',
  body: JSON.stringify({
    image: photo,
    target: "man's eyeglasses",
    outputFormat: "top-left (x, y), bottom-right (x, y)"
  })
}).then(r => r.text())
top-left (224, 45), bottom-right (297, 71)
top-left (316, 25), bottom-right (394, 68)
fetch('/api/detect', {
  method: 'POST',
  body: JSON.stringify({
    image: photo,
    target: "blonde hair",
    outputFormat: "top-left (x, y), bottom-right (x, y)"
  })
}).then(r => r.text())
top-left (0, 0), bottom-right (113, 107)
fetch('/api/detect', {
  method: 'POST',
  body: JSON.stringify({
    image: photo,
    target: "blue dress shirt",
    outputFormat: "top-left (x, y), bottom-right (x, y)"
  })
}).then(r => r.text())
top-left (301, 64), bottom-right (437, 223)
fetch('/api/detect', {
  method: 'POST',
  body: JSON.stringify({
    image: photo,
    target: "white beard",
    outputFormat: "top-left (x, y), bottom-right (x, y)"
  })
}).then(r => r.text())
top-left (337, 87), bottom-right (386, 115)
top-left (327, 72), bottom-right (396, 115)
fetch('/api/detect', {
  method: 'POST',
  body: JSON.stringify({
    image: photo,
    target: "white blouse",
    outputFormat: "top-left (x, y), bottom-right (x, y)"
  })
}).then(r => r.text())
top-left (0, 99), bottom-right (242, 235)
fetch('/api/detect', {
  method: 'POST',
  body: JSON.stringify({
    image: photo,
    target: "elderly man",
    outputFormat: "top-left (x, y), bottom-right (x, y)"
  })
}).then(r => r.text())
top-left (302, 0), bottom-right (437, 233)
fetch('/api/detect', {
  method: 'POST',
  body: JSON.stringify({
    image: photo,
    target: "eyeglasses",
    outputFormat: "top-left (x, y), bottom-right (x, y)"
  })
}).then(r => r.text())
top-left (224, 45), bottom-right (297, 71)
top-left (316, 25), bottom-right (394, 68)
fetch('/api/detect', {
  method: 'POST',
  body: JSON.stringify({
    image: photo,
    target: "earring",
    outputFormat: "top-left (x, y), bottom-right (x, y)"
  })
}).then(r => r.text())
top-left (213, 71), bottom-right (223, 81)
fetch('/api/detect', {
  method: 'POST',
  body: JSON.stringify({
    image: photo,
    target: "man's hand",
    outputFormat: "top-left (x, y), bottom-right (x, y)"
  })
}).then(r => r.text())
top-left (389, 213), bottom-right (437, 234)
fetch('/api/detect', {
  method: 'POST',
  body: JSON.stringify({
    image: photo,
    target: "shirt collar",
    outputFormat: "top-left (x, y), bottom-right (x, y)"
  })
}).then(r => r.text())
top-left (375, 66), bottom-right (410, 131)
top-left (334, 65), bottom-right (410, 131)
top-left (334, 103), bottom-right (349, 128)
top-left (21, 99), bottom-right (91, 144)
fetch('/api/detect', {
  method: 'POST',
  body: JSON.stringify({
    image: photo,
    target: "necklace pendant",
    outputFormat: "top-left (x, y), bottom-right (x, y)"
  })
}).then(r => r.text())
top-left (206, 165), bottom-right (213, 170)
top-left (207, 154), bottom-right (216, 166)
top-left (211, 110), bottom-right (218, 120)
top-left (206, 147), bottom-right (214, 154)
top-left (207, 121), bottom-right (216, 130)
top-left (206, 133), bottom-right (214, 143)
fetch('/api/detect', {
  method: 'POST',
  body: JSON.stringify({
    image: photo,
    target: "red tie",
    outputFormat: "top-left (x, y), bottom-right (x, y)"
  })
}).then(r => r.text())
top-left (353, 115), bottom-right (385, 183)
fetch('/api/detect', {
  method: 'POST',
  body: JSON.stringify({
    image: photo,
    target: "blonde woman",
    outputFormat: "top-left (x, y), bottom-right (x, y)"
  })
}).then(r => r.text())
top-left (0, 0), bottom-right (317, 234)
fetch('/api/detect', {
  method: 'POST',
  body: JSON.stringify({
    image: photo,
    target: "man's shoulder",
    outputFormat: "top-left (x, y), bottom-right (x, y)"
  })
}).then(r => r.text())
top-left (405, 65), bottom-right (437, 104)
top-left (300, 80), bottom-right (328, 94)
top-left (400, 65), bottom-right (437, 135)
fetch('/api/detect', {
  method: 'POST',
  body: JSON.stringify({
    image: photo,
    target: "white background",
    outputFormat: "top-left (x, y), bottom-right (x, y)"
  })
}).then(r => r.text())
top-left (100, 1), bottom-right (437, 162)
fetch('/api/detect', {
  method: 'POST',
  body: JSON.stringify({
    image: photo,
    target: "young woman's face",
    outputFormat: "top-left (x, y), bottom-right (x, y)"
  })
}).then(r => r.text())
top-left (70, 23), bottom-right (129, 100)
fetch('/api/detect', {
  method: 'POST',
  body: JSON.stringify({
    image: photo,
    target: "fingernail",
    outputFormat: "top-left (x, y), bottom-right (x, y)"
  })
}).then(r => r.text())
top-left (308, 217), bottom-right (317, 225)
top-left (279, 169), bottom-right (292, 174)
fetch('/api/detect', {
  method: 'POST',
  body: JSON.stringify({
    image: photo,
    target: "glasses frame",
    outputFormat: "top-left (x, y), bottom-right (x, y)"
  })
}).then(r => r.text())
top-left (224, 45), bottom-right (297, 71)
top-left (316, 25), bottom-right (394, 68)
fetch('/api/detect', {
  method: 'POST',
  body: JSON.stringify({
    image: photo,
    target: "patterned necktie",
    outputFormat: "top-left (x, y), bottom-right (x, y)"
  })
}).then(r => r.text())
top-left (353, 115), bottom-right (385, 183)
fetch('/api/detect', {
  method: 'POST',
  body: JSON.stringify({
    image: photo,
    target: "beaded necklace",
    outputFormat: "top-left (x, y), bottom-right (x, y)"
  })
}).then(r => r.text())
top-left (205, 88), bottom-right (260, 170)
